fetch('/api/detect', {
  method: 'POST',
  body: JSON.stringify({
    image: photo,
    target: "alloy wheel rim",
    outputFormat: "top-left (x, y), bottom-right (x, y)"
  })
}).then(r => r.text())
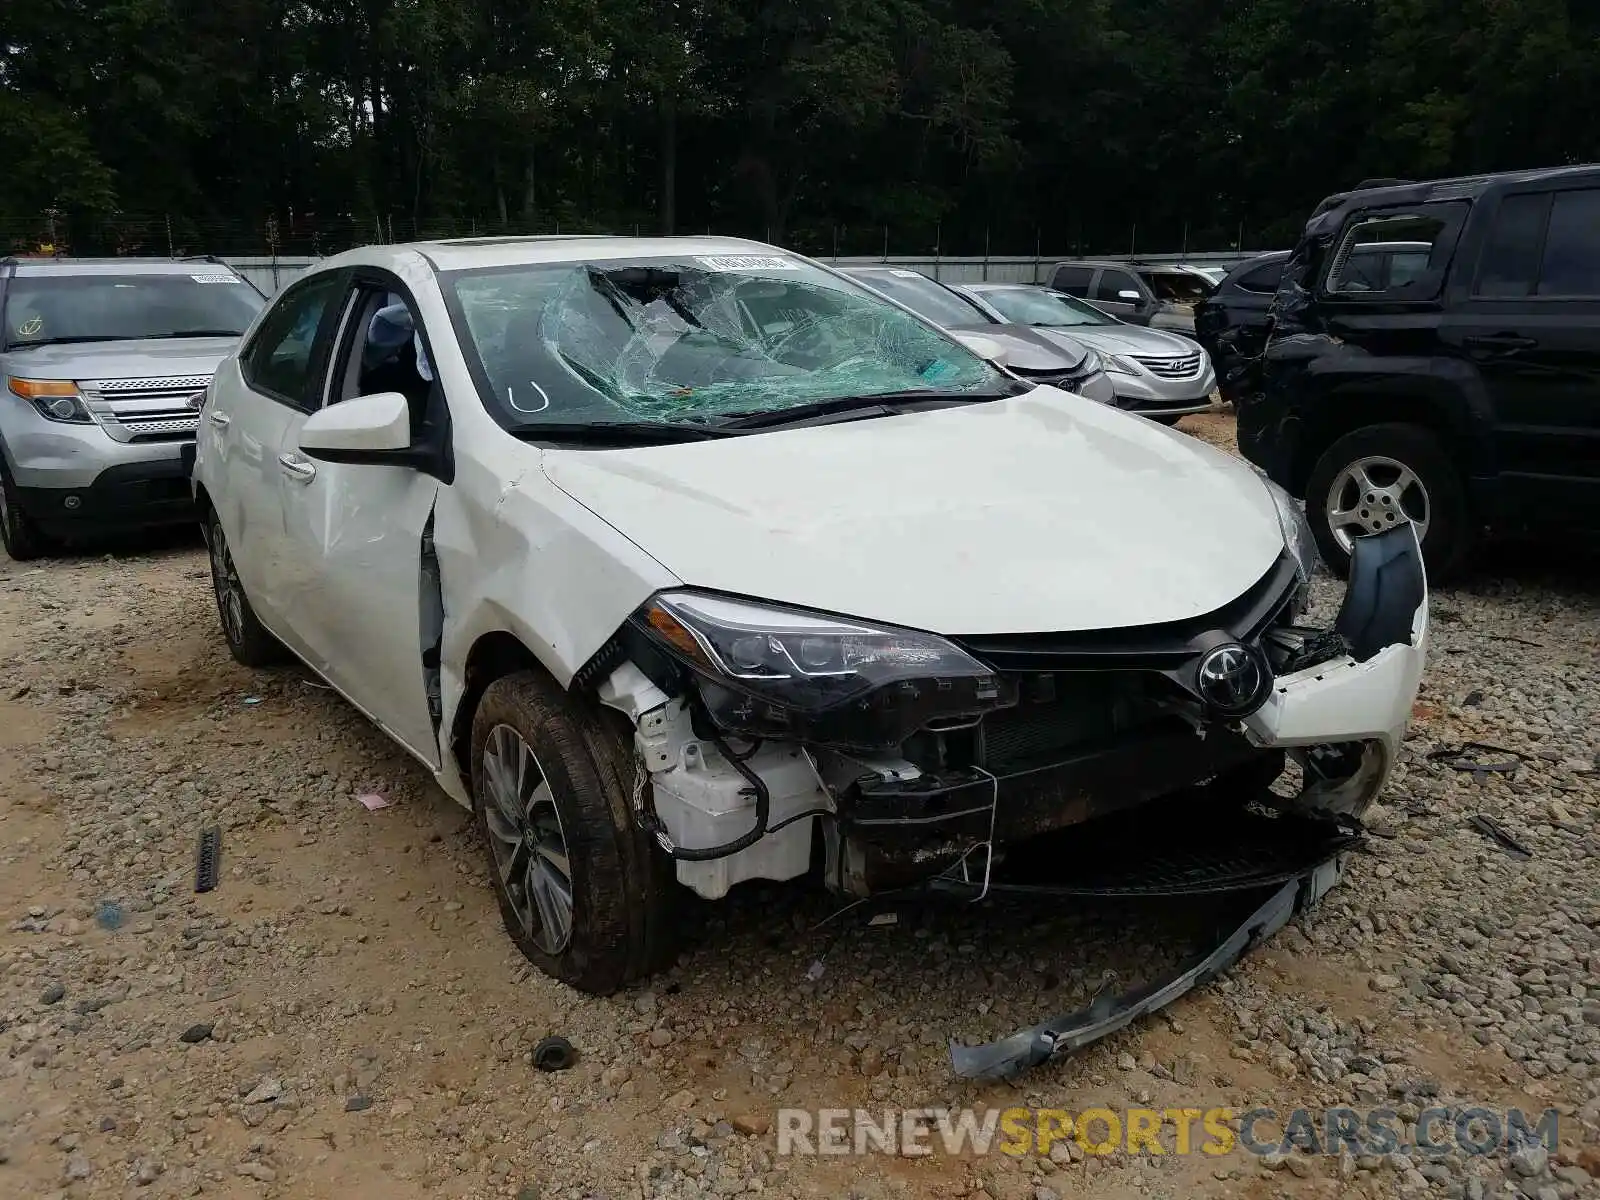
top-left (480, 723), bottom-right (573, 956)
top-left (1325, 454), bottom-right (1430, 554)
top-left (209, 527), bottom-right (247, 645)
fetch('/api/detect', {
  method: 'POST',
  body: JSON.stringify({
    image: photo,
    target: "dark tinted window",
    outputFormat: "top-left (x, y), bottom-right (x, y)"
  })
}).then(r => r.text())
top-left (242, 273), bottom-right (344, 407)
top-left (1234, 260), bottom-right (1286, 294)
top-left (1095, 270), bottom-right (1141, 302)
top-left (1536, 189), bottom-right (1600, 296)
top-left (1051, 265), bottom-right (1093, 296)
top-left (1475, 193), bottom-right (1548, 298)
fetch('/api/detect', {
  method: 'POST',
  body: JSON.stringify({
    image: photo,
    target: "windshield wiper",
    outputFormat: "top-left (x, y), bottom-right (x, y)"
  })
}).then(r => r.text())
top-left (508, 421), bottom-right (735, 446)
top-left (716, 390), bottom-right (1003, 430)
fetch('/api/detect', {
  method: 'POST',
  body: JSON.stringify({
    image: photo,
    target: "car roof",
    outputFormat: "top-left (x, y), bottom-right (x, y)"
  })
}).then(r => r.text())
top-left (2, 257), bottom-right (236, 278)
top-left (319, 235), bottom-right (798, 275)
top-left (1314, 163), bottom-right (1600, 216)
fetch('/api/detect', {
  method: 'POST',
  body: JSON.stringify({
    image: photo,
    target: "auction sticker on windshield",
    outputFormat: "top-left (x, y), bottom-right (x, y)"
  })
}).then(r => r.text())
top-left (695, 255), bottom-right (799, 272)
top-left (190, 274), bottom-right (243, 284)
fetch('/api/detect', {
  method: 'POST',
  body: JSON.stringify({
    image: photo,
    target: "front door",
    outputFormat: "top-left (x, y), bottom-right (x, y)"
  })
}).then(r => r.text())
top-left (1445, 185), bottom-right (1600, 533)
top-left (274, 274), bottom-right (444, 763)
top-left (1092, 267), bottom-right (1150, 324)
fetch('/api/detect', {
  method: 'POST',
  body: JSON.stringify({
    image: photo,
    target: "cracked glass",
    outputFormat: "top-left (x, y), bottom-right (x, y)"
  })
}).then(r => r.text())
top-left (443, 255), bottom-right (1004, 428)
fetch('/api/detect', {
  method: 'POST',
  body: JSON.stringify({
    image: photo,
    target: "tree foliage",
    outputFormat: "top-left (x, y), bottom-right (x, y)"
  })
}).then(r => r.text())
top-left (3, 0), bottom-right (1599, 254)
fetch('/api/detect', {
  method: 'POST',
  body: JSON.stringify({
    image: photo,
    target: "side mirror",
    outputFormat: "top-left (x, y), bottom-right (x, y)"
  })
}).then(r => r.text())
top-left (951, 331), bottom-right (1010, 366)
top-left (299, 391), bottom-right (411, 462)
top-left (1117, 289), bottom-right (1143, 303)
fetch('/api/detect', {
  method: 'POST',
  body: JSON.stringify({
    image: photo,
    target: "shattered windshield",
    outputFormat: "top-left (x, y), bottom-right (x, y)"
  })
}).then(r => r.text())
top-left (977, 288), bottom-right (1118, 328)
top-left (442, 255), bottom-right (1004, 428)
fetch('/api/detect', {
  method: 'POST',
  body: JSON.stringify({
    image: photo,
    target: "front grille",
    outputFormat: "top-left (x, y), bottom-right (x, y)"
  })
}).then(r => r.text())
top-left (1131, 353), bottom-right (1203, 380)
top-left (978, 673), bottom-right (1161, 771)
top-left (81, 375), bottom-right (210, 444)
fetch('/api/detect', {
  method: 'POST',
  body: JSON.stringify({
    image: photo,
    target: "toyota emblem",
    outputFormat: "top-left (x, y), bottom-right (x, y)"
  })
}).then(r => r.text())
top-left (1195, 643), bottom-right (1272, 717)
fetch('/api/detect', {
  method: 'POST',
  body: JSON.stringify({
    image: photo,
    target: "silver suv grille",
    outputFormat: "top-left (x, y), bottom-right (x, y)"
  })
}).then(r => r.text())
top-left (80, 375), bottom-right (210, 443)
top-left (1130, 353), bottom-right (1203, 380)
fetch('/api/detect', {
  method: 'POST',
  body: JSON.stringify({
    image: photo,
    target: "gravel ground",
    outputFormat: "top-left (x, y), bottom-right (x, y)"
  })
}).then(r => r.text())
top-left (1, 413), bottom-right (1597, 1200)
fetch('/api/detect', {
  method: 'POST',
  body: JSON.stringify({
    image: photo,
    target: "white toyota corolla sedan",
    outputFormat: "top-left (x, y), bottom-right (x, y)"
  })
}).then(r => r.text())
top-left (191, 236), bottom-right (1428, 1042)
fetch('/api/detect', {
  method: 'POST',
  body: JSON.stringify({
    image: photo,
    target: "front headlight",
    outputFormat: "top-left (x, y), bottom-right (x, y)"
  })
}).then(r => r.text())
top-left (1078, 348), bottom-right (1104, 376)
top-left (7, 378), bottom-right (93, 424)
top-left (630, 591), bottom-right (1009, 749)
top-left (1263, 477), bottom-right (1319, 583)
top-left (1104, 354), bottom-right (1141, 376)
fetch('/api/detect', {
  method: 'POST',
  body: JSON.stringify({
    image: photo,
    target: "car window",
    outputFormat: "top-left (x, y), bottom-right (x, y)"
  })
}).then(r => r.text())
top-left (241, 273), bottom-right (345, 408)
top-left (977, 288), bottom-right (1116, 327)
top-left (442, 255), bottom-right (1006, 429)
top-left (1095, 271), bottom-right (1141, 302)
top-left (1234, 260), bottom-right (1286, 295)
top-left (842, 270), bottom-right (991, 327)
top-left (1324, 204), bottom-right (1465, 298)
top-left (329, 288), bottom-right (434, 411)
top-left (2, 271), bottom-right (264, 352)
top-left (1051, 266), bottom-right (1093, 296)
top-left (1536, 188), bottom-right (1600, 296)
top-left (1474, 193), bottom-right (1549, 298)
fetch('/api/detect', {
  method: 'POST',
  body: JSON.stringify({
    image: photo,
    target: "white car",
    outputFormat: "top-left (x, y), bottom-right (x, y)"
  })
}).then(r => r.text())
top-left (192, 236), bottom-right (1428, 1051)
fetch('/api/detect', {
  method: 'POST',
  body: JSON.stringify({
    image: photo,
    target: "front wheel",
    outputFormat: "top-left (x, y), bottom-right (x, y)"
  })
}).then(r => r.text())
top-left (0, 455), bottom-right (48, 561)
top-left (471, 670), bottom-right (676, 994)
top-left (1305, 423), bottom-right (1472, 582)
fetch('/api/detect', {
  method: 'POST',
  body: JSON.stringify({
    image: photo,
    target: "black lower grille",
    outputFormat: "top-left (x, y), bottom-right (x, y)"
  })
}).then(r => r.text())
top-left (978, 674), bottom-right (1159, 771)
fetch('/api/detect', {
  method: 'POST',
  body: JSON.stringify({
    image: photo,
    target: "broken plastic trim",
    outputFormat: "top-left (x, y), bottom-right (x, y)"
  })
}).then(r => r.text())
top-left (948, 856), bottom-right (1344, 1080)
top-left (1334, 521), bottom-right (1426, 662)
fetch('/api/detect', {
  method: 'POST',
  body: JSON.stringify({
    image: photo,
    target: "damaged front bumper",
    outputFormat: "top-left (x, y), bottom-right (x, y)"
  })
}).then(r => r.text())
top-left (945, 524), bottom-right (1427, 1080)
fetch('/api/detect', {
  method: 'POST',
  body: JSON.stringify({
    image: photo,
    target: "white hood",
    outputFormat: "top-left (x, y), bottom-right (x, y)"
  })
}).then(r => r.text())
top-left (540, 391), bottom-right (1285, 635)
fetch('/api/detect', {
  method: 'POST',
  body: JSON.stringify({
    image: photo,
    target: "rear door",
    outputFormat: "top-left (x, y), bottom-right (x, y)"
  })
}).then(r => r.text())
top-left (1446, 183), bottom-right (1600, 531)
top-left (212, 270), bottom-right (347, 639)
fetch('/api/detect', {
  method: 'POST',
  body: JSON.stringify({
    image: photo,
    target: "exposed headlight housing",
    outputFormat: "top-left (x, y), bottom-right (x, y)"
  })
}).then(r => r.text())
top-left (629, 591), bottom-right (1011, 749)
top-left (8, 378), bottom-right (92, 424)
top-left (1078, 348), bottom-right (1104, 377)
top-left (1263, 477), bottom-right (1319, 584)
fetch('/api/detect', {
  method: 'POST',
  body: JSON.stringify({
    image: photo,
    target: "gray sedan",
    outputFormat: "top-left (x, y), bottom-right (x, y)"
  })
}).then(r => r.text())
top-left (957, 283), bottom-right (1217, 424)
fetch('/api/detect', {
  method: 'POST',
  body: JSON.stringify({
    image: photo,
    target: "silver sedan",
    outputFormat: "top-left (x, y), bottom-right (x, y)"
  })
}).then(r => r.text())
top-left (957, 283), bottom-right (1217, 425)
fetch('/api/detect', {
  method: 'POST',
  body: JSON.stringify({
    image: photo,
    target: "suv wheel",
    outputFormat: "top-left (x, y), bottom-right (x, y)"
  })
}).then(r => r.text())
top-left (206, 511), bottom-right (284, 666)
top-left (0, 455), bottom-right (48, 561)
top-left (471, 670), bottom-right (676, 994)
top-left (1306, 423), bottom-right (1472, 582)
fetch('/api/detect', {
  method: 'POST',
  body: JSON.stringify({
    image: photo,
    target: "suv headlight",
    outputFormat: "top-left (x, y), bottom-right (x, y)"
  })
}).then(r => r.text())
top-left (8, 378), bottom-right (92, 424)
top-left (1263, 477), bottom-right (1319, 583)
top-left (630, 591), bottom-right (1010, 749)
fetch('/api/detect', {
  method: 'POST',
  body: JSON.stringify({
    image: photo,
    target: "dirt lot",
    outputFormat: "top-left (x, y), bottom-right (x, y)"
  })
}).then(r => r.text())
top-left (1, 412), bottom-right (1597, 1200)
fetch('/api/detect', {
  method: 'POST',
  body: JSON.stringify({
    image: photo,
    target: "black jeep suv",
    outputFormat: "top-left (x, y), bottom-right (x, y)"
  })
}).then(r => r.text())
top-left (1239, 166), bottom-right (1600, 580)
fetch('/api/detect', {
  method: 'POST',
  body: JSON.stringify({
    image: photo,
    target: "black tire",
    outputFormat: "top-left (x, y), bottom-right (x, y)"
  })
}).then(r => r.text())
top-left (1305, 423), bottom-right (1472, 582)
top-left (205, 510), bottom-right (284, 666)
top-left (0, 454), bottom-right (48, 561)
top-left (471, 670), bottom-right (676, 994)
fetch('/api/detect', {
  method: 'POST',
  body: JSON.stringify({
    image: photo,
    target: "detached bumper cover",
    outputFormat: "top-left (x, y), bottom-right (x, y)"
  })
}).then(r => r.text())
top-left (950, 857), bottom-right (1346, 1080)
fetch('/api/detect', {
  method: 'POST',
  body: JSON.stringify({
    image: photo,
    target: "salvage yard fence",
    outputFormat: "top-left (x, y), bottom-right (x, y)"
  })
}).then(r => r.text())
top-left (2, 211), bottom-right (1283, 295)
top-left (222, 251), bottom-right (1271, 297)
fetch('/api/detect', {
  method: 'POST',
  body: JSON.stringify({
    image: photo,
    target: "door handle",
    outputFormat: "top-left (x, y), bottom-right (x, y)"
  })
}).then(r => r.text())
top-left (1463, 333), bottom-right (1537, 351)
top-left (208, 410), bottom-right (231, 427)
top-left (277, 453), bottom-right (317, 482)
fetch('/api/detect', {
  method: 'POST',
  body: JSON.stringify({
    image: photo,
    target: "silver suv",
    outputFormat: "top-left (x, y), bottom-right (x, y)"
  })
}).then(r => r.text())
top-left (0, 257), bottom-right (265, 558)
